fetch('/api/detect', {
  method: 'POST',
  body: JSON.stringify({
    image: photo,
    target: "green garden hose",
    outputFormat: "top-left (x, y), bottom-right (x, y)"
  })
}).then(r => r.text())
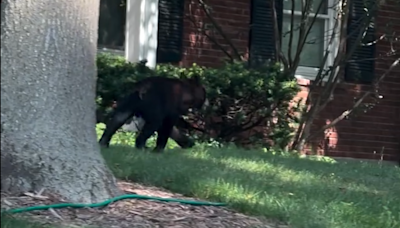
top-left (2, 193), bottom-right (227, 214)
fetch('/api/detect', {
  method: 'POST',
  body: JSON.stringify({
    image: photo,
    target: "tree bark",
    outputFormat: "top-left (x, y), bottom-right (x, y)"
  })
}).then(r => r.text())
top-left (1, 0), bottom-right (121, 203)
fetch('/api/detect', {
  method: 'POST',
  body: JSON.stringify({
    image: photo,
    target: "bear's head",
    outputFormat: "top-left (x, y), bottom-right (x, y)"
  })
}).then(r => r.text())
top-left (182, 74), bottom-right (209, 111)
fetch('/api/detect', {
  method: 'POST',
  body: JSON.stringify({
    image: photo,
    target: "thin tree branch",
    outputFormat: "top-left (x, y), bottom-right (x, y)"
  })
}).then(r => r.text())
top-left (290, 0), bottom-right (340, 150)
top-left (292, 0), bottom-right (325, 71)
top-left (318, 1), bottom-right (378, 113)
top-left (270, 0), bottom-right (289, 67)
top-left (186, 13), bottom-right (234, 61)
top-left (307, 57), bottom-right (399, 141)
top-left (197, 0), bottom-right (243, 60)
top-left (287, 0), bottom-right (296, 66)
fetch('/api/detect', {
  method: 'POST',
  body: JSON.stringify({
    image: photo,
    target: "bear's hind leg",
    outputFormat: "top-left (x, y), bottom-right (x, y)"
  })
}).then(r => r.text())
top-left (99, 104), bottom-right (136, 148)
top-left (135, 118), bottom-right (163, 150)
top-left (170, 126), bottom-right (195, 149)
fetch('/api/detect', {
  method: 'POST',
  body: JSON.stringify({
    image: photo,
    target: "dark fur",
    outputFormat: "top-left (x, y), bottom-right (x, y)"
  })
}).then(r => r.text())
top-left (166, 122), bottom-right (195, 148)
top-left (125, 116), bottom-right (195, 149)
top-left (97, 110), bottom-right (195, 149)
top-left (98, 76), bottom-right (207, 152)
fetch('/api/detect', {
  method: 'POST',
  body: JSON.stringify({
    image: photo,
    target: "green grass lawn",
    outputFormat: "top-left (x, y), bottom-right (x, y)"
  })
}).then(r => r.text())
top-left (2, 125), bottom-right (399, 228)
top-left (98, 125), bottom-right (400, 228)
top-left (102, 144), bottom-right (399, 228)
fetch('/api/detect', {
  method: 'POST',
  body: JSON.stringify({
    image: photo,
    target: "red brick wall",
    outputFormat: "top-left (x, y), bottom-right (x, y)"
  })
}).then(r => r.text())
top-left (179, 0), bottom-right (400, 162)
top-left (180, 0), bottom-right (250, 68)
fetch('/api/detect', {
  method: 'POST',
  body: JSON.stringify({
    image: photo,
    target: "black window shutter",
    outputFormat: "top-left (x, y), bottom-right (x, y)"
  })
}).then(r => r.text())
top-left (249, 0), bottom-right (283, 67)
top-left (344, 0), bottom-right (376, 84)
top-left (156, 0), bottom-right (185, 63)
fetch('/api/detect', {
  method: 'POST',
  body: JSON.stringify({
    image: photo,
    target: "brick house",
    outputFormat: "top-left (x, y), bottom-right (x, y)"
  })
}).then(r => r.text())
top-left (97, 0), bottom-right (400, 162)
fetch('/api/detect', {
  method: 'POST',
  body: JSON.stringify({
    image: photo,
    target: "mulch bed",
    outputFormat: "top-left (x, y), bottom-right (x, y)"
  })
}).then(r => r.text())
top-left (1, 181), bottom-right (288, 228)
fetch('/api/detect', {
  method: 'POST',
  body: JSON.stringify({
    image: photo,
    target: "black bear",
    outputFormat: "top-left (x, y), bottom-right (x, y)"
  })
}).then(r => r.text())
top-left (120, 115), bottom-right (196, 149)
top-left (97, 104), bottom-right (195, 149)
top-left (98, 75), bottom-right (208, 152)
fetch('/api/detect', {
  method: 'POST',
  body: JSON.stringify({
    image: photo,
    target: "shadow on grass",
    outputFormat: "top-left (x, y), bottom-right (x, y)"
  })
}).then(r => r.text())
top-left (210, 146), bottom-right (399, 187)
top-left (101, 145), bottom-right (400, 228)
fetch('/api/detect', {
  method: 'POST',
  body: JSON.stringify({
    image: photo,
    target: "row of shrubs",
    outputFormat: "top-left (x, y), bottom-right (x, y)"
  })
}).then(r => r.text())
top-left (96, 53), bottom-right (301, 149)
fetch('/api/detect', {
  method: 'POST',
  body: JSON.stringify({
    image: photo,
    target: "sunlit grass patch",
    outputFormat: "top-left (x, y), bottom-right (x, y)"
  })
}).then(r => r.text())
top-left (99, 124), bottom-right (400, 228)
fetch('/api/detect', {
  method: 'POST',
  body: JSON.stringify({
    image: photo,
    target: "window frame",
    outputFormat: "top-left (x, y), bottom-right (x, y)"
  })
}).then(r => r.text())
top-left (282, 0), bottom-right (340, 81)
top-left (97, 0), bottom-right (127, 57)
top-left (96, 0), bottom-right (161, 68)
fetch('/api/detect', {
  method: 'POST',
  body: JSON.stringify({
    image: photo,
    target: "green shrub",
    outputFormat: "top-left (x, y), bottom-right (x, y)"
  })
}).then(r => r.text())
top-left (96, 53), bottom-right (301, 149)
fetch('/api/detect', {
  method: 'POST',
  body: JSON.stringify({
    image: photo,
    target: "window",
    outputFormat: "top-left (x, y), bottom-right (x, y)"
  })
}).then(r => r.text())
top-left (249, 0), bottom-right (376, 84)
top-left (97, 0), bottom-right (185, 65)
top-left (281, 0), bottom-right (339, 80)
top-left (97, 0), bottom-right (126, 56)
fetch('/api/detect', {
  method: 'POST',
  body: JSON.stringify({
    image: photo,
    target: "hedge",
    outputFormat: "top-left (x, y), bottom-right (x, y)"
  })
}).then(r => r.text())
top-left (96, 53), bottom-right (301, 149)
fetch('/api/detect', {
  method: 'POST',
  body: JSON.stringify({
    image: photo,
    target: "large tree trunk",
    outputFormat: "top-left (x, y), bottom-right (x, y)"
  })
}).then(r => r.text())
top-left (1, 0), bottom-right (121, 203)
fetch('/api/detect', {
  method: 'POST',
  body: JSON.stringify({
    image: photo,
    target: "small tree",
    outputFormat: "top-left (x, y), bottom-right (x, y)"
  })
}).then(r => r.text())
top-left (268, 0), bottom-right (399, 151)
top-left (187, 0), bottom-right (399, 151)
top-left (1, 0), bottom-right (120, 203)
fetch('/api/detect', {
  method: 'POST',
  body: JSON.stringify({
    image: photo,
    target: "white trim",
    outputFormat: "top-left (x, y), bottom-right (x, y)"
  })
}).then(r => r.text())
top-left (125, 0), bottom-right (159, 68)
top-left (282, 9), bottom-right (330, 19)
top-left (97, 47), bottom-right (125, 57)
top-left (283, 0), bottom-right (340, 82)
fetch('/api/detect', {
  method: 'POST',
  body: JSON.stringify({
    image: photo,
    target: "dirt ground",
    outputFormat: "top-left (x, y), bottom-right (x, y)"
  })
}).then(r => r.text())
top-left (1, 181), bottom-right (289, 228)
